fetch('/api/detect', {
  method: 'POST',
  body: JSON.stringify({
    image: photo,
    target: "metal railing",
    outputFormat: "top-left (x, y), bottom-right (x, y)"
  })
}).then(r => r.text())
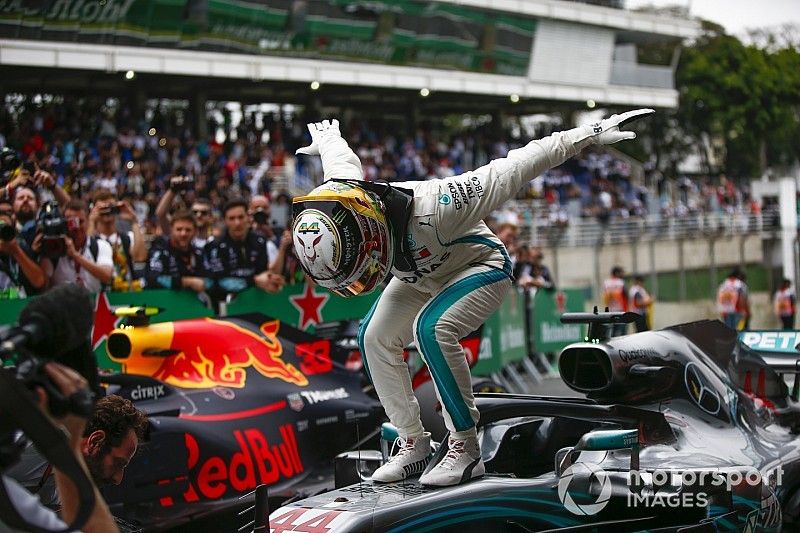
top-left (514, 206), bottom-right (776, 247)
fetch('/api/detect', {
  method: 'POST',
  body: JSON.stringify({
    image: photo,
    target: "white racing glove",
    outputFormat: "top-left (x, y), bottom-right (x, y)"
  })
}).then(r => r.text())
top-left (295, 118), bottom-right (363, 182)
top-left (295, 119), bottom-right (342, 156)
top-left (572, 108), bottom-right (655, 146)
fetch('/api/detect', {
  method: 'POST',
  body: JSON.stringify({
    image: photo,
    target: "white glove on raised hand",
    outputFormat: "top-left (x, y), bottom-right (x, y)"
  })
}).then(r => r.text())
top-left (294, 118), bottom-right (364, 182)
top-left (574, 108), bottom-right (655, 146)
top-left (295, 119), bottom-right (342, 156)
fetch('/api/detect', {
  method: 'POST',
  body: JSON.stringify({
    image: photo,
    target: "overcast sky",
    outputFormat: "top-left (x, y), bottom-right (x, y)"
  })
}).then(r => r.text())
top-left (626, 0), bottom-right (800, 36)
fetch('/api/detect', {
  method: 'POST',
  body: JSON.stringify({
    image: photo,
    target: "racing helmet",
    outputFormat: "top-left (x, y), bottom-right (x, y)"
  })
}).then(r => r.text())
top-left (292, 181), bottom-right (394, 298)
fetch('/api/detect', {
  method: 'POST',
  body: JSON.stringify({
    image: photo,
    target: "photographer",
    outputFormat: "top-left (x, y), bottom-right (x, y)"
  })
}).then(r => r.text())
top-left (145, 210), bottom-right (208, 293)
top-left (0, 198), bottom-right (47, 298)
top-left (11, 185), bottom-right (39, 248)
top-left (249, 195), bottom-right (279, 262)
top-left (203, 198), bottom-right (284, 305)
top-left (2, 150), bottom-right (71, 225)
top-left (249, 196), bottom-right (297, 281)
top-left (42, 199), bottom-right (113, 293)
top-left (155, 175), bottom-right (215, 247)
top-left (1, 363), bottom-right (119, 533)
top-left (8, 168), bottom-right (71, 249)
top-left (88, 190), bottom-right (146, 292)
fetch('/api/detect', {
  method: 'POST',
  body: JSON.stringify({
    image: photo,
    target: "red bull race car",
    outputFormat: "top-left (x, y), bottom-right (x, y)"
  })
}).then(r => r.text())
top-left (98, 311), bottom-right (384, 532)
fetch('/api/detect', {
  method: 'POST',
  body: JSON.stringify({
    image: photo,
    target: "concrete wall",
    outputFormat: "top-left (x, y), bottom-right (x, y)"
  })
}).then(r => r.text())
top-left (547, 234), bottom-right (763, 291)
top-left (646, 292), bottom-right (778, 330)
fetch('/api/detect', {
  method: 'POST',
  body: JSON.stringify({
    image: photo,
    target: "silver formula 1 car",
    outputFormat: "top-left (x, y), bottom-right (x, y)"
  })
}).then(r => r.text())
top-left (264, 313), bottom-right (800, 532)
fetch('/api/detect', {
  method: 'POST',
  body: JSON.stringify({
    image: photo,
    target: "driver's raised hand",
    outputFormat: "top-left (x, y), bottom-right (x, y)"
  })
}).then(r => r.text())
top-left (295, 119), bottom-right (342, 157)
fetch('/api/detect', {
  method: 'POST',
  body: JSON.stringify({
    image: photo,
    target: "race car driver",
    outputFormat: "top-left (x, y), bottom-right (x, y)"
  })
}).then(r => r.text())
top-left (292, 110), bottom-right (653, 487)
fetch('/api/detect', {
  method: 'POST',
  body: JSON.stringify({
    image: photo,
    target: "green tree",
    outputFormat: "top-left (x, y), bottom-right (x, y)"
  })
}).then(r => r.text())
top-left (677, 23), bottom-right (800, 178)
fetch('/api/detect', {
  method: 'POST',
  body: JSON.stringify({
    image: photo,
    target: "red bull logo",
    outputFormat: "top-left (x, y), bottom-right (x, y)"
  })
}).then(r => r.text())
top-left (160, 424), bottom-right (304, 506)
top-left (107, 318), bottom-right (308, 388)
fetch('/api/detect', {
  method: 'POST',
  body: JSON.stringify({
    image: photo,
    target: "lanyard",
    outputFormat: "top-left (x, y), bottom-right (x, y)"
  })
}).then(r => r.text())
top-left (73, 256), bottom-right (84, 287)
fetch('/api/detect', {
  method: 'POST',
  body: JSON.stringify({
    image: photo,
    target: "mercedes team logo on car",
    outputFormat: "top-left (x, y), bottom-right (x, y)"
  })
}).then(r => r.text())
top-left (557, 462), bottom-right (612, 516)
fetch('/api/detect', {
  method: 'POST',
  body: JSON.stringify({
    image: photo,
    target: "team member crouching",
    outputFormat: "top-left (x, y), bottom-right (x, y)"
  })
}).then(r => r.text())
top-left (292, 111), bottom-right (653, 487)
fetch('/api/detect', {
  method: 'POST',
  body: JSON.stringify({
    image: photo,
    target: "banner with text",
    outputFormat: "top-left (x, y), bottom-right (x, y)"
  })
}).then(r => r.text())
top-left (530, 288), bottom-right (586, 353)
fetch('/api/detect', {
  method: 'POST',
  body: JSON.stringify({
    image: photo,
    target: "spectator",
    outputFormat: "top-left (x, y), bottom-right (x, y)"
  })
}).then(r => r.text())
top-left (144, 209), bottom-right (207, 293)
top-left (88, 189), bottom-right (146, 291)
top-left (42, 199), bottom-right (113, 292)
top-left (203, 198), bottom-right (284, 305)
top-left (774, 278), bottom-right (795, 330)
top-left (271, 228), bottom-right (301, 283)
top-left (717, 267), bottom-right (749, 331)
top-left (494, 221), bottom-right (519, 266)
top-left (189, 198), bottom-right (216, 248)
top-left (518, 246), bottom-right (554, 291)
top-left (249, 194), bottom-right (279, 263)
top-left (7, 394), bottom-right (147, 511)
top-left (603, 266), bottom-right (628, 336)
top-left (155, 176), bottom-right (215, 247)
top-left (628, 274), bottom-right (653, 332)
top-left (0, 197), bottom-right (47, 297)
top-left (512, 244), bottom-right (532, 285)
top-left (2, 97), bottom-right (758, 239)
top-left (271, 192), bottom-right (292, 232)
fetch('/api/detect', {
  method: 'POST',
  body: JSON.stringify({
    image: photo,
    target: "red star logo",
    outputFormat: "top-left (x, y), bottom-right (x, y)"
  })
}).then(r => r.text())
top-left (289, 283), bottom-right (329, 330)
top-left (555, 291), bottom-right (568, 314)
top-left (91, 292), bottom-right (120, 349)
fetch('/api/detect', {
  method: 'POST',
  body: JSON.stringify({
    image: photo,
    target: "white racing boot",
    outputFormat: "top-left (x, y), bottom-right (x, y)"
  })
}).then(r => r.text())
top-left (419, 434), bottom-right (484, 487)
top-left (372, 433), bottom-right (432, 483)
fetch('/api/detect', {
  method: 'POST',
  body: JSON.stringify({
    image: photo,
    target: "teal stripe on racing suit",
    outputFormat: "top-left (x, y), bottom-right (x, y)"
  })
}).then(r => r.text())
top-left (416, 267), bottom-right (510, 431)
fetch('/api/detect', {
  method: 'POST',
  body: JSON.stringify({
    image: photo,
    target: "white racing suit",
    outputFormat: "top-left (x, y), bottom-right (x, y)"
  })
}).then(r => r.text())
top-left (343, 128), bottom-right (597, 439)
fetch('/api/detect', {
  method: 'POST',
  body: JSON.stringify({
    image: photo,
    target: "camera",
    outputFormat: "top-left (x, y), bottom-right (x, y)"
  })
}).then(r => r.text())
top-left (21, 161), bottom-right (36, 175)
top-left (36, 202), bottom-right (68, 259)
top-left (252, 208), bottom-right (269, 225)
top-left (0, 147), bottom-right (21, 186)
top-left (0, 284), bottom-right (96, 478)
top-left (0, 220), bottom-right (16, 242)
top-left (99, 204), bottom-right (120, 216)
top-left (169, 175), bottom-right (194, 193)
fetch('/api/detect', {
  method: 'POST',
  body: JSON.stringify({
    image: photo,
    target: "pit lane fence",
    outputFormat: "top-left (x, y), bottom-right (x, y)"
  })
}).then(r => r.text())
top-left (0, 284), bottom-right (584, 387)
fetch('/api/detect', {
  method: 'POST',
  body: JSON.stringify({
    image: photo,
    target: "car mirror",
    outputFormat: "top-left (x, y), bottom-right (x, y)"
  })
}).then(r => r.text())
top-left (556, 429), bottom-right (640, 476)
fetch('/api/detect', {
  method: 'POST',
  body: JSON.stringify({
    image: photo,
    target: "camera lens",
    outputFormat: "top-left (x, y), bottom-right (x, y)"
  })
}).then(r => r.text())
top-left (253, 210), bottom-right (269, 225)
top-left (0, 221), bottom-right (15, 241)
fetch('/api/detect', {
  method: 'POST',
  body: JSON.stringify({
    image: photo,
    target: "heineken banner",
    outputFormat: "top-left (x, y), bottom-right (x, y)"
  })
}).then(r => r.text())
top-left (530, 288), bottom-right (587, 353)
top-left (0, 284), bottom-right (378, 371)
top-left (2, 283), bottom-right (583, 375)
top-left (0, 0), bottom-right (534, 76)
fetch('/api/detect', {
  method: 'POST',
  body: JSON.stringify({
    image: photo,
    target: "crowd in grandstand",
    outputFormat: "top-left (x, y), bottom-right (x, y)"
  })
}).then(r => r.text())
top-left (0, 96), bottom-right (761, 303)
